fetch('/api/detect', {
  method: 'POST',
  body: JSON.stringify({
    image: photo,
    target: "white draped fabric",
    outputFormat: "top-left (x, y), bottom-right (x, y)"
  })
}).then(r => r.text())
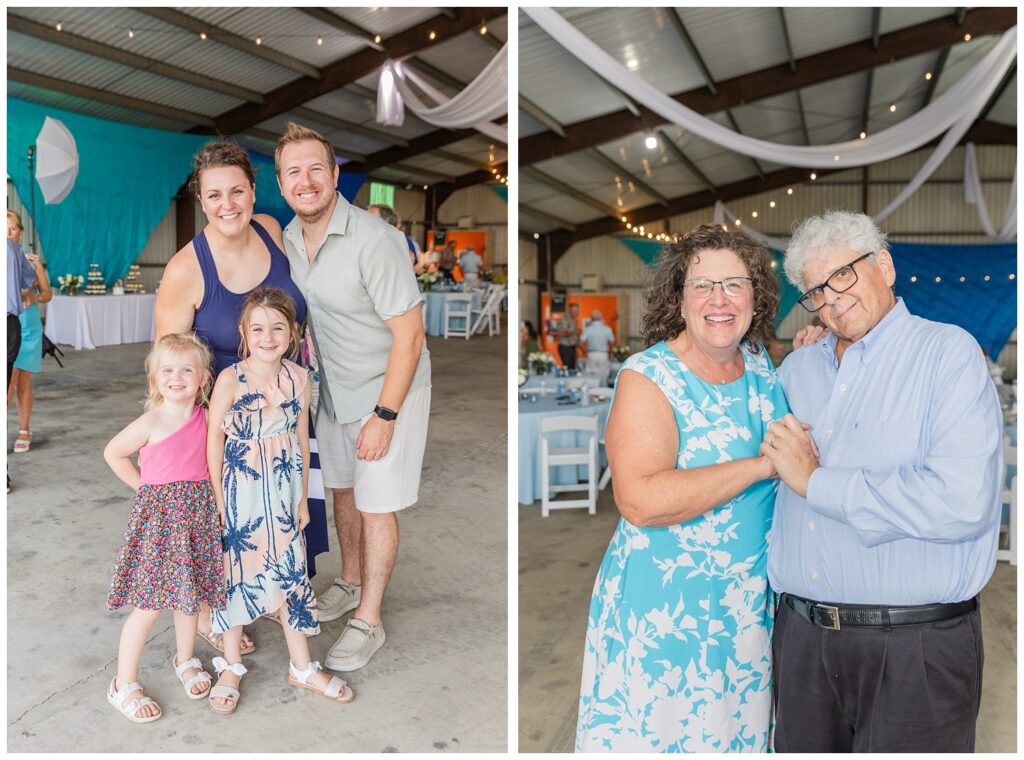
top-left (964, 142), bottom-right (1017, 241)
top-left (376, 44), bottom-right (509, 143)
top-left (523, 8), bottom-right (1016, 170)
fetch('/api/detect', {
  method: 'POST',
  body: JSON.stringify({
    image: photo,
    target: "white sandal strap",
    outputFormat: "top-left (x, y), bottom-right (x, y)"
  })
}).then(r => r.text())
top-left (289, 659), bottom-right (321, 684)
top-left (184, 671), bottom-right (212, 690)
top-left (324, 676), bottom-right (346, 699)
top-left (111, 679), bottom-right (142, 700)
top-left (212, 656), bottom-right (247, 677)
top-left (209, 685), bottom-right (239, 702)
top-left (173, 656), bottom-right (204, 678)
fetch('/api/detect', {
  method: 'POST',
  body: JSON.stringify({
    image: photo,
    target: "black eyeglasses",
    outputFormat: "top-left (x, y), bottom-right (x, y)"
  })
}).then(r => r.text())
top-left (797, 253), bottom-right (874, 313)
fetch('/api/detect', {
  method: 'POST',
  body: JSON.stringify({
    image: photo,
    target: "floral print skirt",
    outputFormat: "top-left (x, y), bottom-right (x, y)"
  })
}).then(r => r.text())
top-left (107, 480), bottom-right (226, 615)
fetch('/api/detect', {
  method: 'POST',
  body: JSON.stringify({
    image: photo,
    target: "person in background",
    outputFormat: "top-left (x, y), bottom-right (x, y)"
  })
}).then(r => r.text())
top-left (554, 302), bottom-right (582, 371)
top-left (458, 245), bottom-right (483, 289)
top-left (520, 320), bottom-right (539, 368)
top-left (438, 241), bottom-right (457, 282)
top-left (764, 210), bottom-right (1001, 752)
top-left (579, 309), bottom-right (615, 382)
top-left (6, 210), bottom-right (51, 454)
top-left (367, 203), bottom-right (417, 268)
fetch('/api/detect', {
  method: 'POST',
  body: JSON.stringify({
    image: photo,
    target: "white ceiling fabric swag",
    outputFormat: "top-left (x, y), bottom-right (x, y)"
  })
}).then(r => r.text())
top-left (523, 7), bottom-right (1016, 170)
top-left (964, 142), bottom-right (1017, 241)
top-left (377, 43), bottom-right (508, 143)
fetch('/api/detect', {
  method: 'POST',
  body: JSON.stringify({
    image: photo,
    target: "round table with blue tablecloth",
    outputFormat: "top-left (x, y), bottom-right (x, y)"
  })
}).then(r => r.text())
top-left (423, 290), bottom-right (483, 337)
top-left (518, 394), bottom-right (611, 505)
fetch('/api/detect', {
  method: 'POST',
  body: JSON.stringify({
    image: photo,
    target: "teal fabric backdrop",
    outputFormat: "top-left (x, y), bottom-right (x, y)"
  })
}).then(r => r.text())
top-left (7, 97), bottom-right (208, 286)
top-left (618, 236), bottom-right (800, 327)
top-left (488, 184), bottom-right (508, 202)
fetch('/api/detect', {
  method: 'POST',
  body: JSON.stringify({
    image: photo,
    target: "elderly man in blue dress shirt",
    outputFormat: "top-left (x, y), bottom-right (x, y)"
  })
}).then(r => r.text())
top-left (761, 211), bottom-right (1002, 753)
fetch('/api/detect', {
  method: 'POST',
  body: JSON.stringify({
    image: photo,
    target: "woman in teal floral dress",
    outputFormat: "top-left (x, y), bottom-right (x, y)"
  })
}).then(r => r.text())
top-left (576, 226), bottom-right (791, 752)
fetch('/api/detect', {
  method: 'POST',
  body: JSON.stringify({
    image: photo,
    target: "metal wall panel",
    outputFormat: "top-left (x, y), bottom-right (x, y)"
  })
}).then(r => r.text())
top-left (439, 185), bottom-right (508, 266)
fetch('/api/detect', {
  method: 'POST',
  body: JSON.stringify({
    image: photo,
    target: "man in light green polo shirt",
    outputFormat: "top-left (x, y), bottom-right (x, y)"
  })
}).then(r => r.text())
top-left (275, 122), bottom-right (431, 672)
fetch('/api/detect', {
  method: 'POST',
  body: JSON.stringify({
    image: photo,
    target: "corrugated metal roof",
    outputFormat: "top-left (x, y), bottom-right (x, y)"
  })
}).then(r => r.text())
top-left (678, 7), bottom-right (791, 82)
top-left (8, 81), bottom-right (193, 132)
top-left (333, 7), bottom-right (440, 37)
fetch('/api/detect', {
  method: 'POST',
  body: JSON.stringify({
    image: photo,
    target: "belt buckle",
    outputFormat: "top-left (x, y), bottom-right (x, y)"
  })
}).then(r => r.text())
top-left (816, 604), bottom-right (841, 630)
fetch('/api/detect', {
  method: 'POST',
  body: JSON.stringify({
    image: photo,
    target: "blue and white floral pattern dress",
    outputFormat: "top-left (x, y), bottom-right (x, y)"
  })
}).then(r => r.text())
top-left (576, 341), bottom-right (788, 752)
top-left (211, 359), bottom-right (320, 636)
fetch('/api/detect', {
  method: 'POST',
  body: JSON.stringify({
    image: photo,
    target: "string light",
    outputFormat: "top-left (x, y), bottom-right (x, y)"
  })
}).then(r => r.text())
top-left (255, 36), bottom-right (262, 45)
top-left (128, 28), bottom-right (135, 39)
top-left (374, 34), bottom-right (382, 44)
top-left (200, 31), bottom-right (207, 40)
top-left (735, 219), bottom-right (742, 227)
top-left (984, 275), bottom-right (990, 281)
top-left (934, 276), bottom-right (941, 283)
top-left (809, 173), bottom-right (817, 181)
top-left (910, 276), bottom-right (917, 282)
top-left (533, 233), bottom-right (539, 239)
top-left (787, 188), bottom-right (794, 195)
top-left (645, 135), bottom-right (658, 150)
top-left (317, 36), bottom-right (323, 45)
top-left (55, 20), bottom-right (62, 31)
top-left (423, 185), bottom-right (428, 190)
top-left (859, 131), bottom-right (867, 139)
top-left (428, 31), bottom-right (437, 41)
top-left (769, 201), bottom-right (776, 208)
top-left (751, 211), bottom-right (758, 218)
top-left (480, 24), bottom-right (488, 35)
top-left (889, 104), bottom-right (896, 112)
top-left (964, 33), bottom-right (972, 42)
top-left (620, 216), bottom-right (627, 223)
top-left (1010, 274), bottom-right (1016, 280)
top-left (925, 72), bottom-right (932, 80)
top-left (960, 276), bottom-right (966, 282)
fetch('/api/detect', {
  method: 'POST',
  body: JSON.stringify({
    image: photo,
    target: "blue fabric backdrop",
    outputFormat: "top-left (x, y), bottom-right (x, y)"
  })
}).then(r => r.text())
top-left (890, 242), bottom-right (1017, 357)
top-left (8, 97), bottom-right (208, 286)
top-left (617, 236), bottom-right (800, 327)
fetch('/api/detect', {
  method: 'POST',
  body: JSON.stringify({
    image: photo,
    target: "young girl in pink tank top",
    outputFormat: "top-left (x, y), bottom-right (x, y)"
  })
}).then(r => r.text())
top-left (103, 333), bottom-right (226, 723)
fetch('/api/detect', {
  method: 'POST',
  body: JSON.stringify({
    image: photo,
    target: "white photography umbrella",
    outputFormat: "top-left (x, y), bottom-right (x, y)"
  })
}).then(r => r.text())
top-left (35, 116), bottom-right (79, 204)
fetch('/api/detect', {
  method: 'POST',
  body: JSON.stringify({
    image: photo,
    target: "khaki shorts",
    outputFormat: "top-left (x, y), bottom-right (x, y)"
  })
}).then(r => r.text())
top-left (316, 386), bottom-right (430, 513)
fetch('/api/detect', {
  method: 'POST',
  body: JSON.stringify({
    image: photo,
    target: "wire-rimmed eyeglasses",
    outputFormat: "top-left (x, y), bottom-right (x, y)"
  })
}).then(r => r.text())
top-left (684, 277), bottom-right (753, 298)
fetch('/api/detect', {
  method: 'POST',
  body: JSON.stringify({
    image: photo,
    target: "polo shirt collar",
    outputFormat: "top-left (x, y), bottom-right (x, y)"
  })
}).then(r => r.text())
top-left (283, 191), bottom-right (350, 253)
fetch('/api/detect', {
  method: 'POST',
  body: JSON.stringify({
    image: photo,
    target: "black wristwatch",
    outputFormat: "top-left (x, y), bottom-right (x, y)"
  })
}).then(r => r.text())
top-left (373, 404), bottom-right (399, 422)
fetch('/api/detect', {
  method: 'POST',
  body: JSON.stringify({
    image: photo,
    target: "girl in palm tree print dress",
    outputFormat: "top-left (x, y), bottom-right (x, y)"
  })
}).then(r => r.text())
top-left (207, 289), bottom-right (357, 710)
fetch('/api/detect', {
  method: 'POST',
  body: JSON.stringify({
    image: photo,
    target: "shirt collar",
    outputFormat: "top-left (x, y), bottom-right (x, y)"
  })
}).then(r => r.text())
top-left (819, 296), bottom-right (908, 365)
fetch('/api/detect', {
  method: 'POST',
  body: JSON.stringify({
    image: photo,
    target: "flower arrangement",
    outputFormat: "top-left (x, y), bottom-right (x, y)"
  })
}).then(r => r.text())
top-left (57, 274), bottom-right (84, 295)
top-left (612, 344), bottom-right (632, 362)
top-left (518, 368), bottom-right (528, 386)
top-left (417, 271), bottom-right (441, 290)
top-left (527, 351), bottom-right (555, 375)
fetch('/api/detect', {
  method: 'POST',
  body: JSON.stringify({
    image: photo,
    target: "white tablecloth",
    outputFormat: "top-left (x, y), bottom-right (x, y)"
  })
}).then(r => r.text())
top-left (44, 293), bottom-right (157, 350)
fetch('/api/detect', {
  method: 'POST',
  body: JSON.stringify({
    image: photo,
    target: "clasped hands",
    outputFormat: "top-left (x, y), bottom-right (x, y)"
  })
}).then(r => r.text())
top-left (760, 414), bottom-right (820, 498)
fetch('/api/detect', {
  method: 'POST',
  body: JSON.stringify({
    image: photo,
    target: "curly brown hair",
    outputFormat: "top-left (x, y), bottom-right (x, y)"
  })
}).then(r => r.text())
top-left (641, 224), bottom-right (779, 352)
top-left (187, 140), bottom-right (257, 200)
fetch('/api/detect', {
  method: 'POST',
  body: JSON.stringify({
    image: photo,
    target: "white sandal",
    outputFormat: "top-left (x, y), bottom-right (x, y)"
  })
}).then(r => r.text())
top-left (208, 657), bottom-right (247, 715)
top-left (287, 660), bottom-right (355, 703)
top-left (171, 654), bottom-right (212, 700)
top-left (106, 677), bottom-right (162, 723)
top-left (13, 430), bottom-right (30, 454)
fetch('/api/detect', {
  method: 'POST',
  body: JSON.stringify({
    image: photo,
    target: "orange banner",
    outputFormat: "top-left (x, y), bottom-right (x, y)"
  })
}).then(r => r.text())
top-left (540, 293), bottom-right (619, 366)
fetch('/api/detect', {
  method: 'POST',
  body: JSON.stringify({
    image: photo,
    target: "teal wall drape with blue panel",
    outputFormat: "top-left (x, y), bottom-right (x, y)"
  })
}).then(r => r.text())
top-left (618, 236), bottom-right (800, 328)
top-left (7, 97), bottom-right (208, 286)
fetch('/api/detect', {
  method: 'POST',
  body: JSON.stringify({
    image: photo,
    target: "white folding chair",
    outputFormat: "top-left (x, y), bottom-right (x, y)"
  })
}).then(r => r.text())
top-left (443, 294), bottom-right (473, 340)
top-left (539, 415), bottom-right (598, 517)
top-left (471, 285), bottom-right (505, 336)
top-left (598, 437), bottom-right (612, 490)
top-left (998, 443), bottom-right (1017, 565)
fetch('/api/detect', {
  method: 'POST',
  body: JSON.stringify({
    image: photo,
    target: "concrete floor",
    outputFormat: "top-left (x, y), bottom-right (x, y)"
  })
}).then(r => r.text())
top-left (8, 331), bottom-right (507, 752)
top-left (519, 490), bottom-right (1017, 753)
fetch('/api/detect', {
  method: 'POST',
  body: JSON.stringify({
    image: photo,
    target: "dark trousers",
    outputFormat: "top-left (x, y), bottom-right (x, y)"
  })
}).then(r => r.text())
top-left (557, 343), bottom-right (578, 370)
top-left (8, 313), bottom-right (21, 392)
top-left (773, 595), bottom-right (983, 752)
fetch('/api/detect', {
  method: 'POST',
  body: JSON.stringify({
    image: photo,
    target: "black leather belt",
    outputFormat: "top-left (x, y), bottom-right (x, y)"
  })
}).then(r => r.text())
top-left (783, 593), bottom-right (977, 630)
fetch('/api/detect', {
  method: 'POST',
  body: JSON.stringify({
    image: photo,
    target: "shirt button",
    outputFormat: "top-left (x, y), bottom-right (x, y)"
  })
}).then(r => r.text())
top-left (810, 570), bottom-right (819, 581)
top-left (808, 521), bottom-right (815, 530)
top-left (839, 384), bottom-right (847, 392)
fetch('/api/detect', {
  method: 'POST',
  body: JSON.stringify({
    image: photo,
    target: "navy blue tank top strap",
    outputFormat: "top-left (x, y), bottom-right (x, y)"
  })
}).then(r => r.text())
top-left (192, 229), bottom-right (221, 314)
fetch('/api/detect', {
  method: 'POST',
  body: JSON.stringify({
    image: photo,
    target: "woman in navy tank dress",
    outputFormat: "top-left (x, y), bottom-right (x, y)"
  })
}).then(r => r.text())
top-left (153, 141), bottom-right (330, 653)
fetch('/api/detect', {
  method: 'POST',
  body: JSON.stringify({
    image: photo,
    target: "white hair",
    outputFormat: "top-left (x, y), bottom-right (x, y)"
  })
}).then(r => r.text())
top-left (784, 210), bottom-right (888, 288)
